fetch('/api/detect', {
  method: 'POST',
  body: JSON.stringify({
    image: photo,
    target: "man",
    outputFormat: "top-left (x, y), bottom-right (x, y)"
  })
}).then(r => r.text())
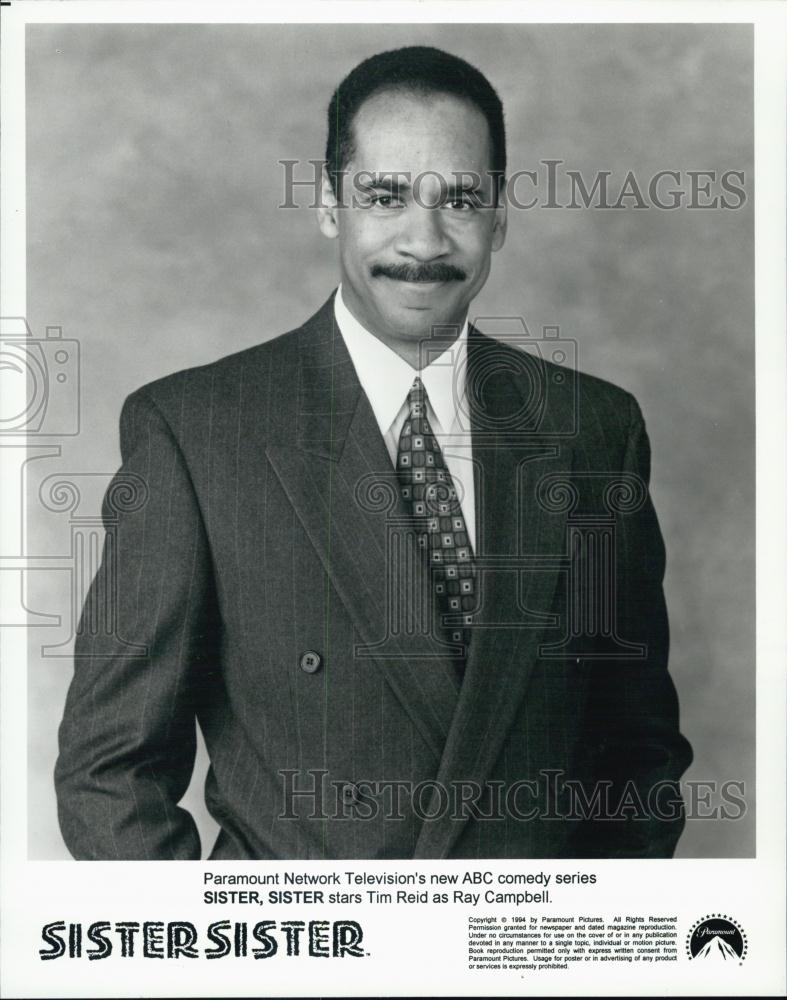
top-left (55, 45), bottom-right (692, 859)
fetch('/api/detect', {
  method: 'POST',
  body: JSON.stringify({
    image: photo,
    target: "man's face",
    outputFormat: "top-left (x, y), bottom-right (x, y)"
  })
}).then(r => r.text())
top-left (318, 88), bottom-right (506, 352)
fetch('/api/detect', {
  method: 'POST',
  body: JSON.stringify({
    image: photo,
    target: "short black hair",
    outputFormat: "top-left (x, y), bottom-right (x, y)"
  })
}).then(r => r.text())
top-left (325, 45), bottom-right (506, 196)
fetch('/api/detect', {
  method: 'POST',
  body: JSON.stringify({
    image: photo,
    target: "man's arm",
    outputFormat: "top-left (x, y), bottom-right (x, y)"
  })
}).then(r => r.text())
top-left (576, 392), bottom-right (693, 858)
top-left (55, 387), bottom-right (220, 859)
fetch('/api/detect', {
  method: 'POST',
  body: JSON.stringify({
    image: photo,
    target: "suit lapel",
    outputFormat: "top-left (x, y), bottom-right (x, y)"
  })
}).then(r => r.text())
top-left (414, 329), bottom-right (575, 857)
top-left (265, 295), bottom-right (461, 763)
top-left (265, 299), bottom-right (574, 845)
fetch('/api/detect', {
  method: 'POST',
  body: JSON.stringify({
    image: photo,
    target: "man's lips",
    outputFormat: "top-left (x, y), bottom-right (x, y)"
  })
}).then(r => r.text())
top-left (392, 280), bottom-right (447, 291)
top-left (377, 277), bottom-right (456, 310)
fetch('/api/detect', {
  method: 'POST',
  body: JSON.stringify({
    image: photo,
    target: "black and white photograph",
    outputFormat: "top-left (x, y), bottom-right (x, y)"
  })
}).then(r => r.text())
top-left (27, 19), bottom-right (750, 862)
top-left (1, 2), bottom-right (785, 997)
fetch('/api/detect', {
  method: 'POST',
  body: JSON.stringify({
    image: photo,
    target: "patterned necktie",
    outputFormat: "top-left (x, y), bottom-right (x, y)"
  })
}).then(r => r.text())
top-left (395, 377), bottom-right (476, 659)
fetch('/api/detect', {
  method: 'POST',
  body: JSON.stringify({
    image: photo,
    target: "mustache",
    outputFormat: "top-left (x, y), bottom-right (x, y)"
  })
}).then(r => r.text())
top-left (370, 261), bottom-right (467, 283)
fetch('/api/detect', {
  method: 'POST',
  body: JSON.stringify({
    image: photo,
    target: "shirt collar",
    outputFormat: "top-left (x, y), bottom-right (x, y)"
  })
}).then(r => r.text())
top-left (334, 283), bottom-right (469, 436)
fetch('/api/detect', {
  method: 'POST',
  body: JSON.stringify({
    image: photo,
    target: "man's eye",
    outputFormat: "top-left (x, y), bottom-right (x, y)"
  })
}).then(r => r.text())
top-left (370, 194), bottom-right (403, 208)
top-left (444, 197), bottom-right (475, 211)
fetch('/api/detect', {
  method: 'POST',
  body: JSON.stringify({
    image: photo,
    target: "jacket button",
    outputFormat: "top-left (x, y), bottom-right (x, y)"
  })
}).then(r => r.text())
top-left (299, 650), bottom-right (322, 674)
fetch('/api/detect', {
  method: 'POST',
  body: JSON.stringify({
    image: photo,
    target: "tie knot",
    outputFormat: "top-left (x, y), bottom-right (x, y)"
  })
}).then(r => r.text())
top-left (408, 376), bottom-right (426, 416)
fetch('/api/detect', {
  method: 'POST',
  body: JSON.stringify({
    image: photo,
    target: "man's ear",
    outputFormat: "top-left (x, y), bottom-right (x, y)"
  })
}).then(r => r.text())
top-left (317, 165), bottom-right (340, 239)
top-left (491, 193), bottom-right (507, 252)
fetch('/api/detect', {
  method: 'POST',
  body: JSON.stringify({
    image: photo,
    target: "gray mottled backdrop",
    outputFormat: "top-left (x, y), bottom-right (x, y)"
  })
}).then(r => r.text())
top-left (25, 23), bottom-right (754, 858)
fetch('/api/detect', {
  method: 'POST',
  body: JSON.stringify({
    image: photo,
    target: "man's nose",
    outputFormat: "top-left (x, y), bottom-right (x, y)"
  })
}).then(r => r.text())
top-left (394, 204), bottom-right (451, 261)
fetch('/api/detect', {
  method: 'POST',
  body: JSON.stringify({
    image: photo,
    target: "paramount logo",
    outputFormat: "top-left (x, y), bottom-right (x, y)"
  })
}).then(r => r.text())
top-left (695, 935), bottom-right (739, 961)
top-left (687, 915), bottom-right (747, 963)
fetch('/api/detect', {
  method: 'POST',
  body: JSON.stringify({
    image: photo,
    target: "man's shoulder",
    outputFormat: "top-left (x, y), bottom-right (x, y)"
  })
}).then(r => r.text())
top-left (127, 325), bottom-right (301, 416)
top-left (127, 293), bottom-right (337, 419)
top-left (559, 357), bottom-right (639, 413)
top-left (474, 330), bottom-right (640, 441)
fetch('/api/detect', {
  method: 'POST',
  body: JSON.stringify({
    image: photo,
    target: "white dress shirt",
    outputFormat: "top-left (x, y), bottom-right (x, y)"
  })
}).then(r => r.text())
top-left (334, 284), bottom-right (476, 552)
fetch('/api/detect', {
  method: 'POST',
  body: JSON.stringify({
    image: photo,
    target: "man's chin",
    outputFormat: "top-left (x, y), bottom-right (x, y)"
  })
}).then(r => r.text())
top-left (379, 305), bottom-right (462, 341)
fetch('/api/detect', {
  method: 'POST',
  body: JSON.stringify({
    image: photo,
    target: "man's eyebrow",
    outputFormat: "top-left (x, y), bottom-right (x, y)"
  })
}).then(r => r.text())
top-left (356, 173), bottom-right (412, 193)
top-left (355, 172), bottom-right (486, 198)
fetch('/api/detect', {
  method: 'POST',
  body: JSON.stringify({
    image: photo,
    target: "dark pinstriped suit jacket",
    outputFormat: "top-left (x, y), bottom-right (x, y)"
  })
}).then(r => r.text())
top-left (55, 291), bottom-right (693, 860)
